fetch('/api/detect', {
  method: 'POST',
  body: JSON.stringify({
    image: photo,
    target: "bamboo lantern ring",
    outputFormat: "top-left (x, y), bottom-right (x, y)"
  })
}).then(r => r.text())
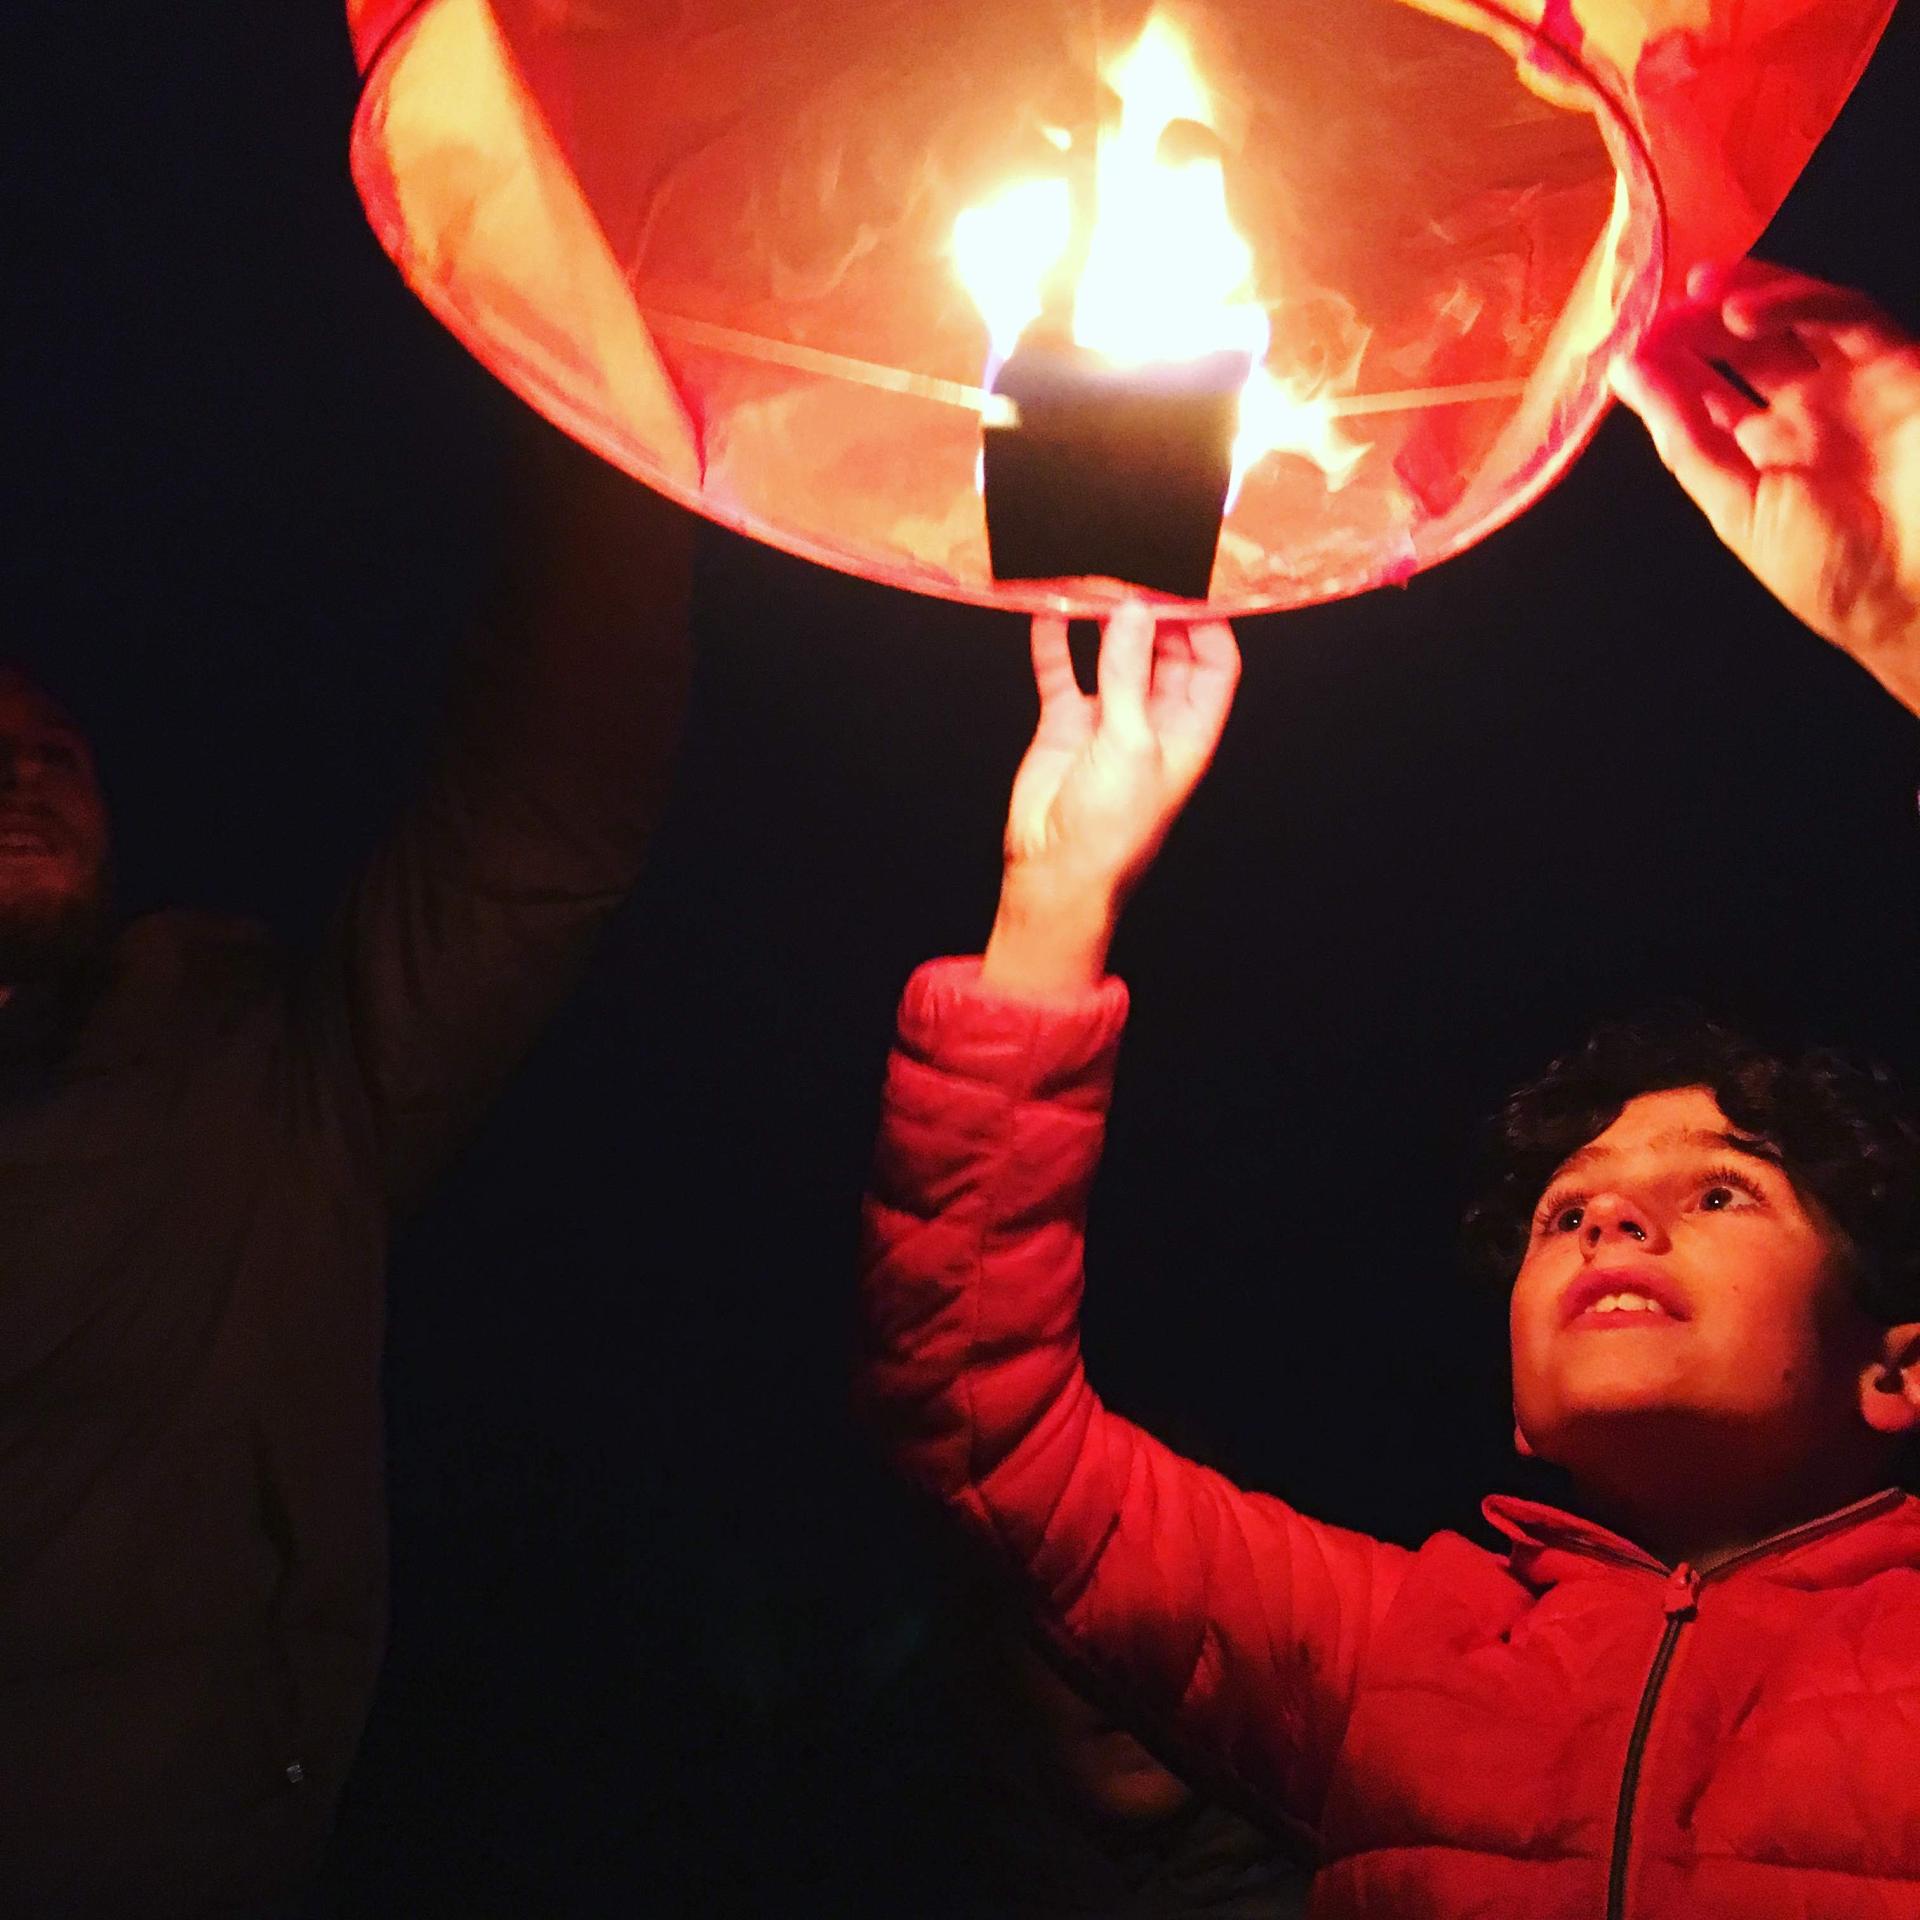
top-left (349, 0), bottom-right (1895, 616)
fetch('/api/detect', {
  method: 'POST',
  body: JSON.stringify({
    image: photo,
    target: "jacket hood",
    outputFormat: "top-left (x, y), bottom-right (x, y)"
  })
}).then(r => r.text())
top-left (1481, 1487), bottom-right (1920, 1592)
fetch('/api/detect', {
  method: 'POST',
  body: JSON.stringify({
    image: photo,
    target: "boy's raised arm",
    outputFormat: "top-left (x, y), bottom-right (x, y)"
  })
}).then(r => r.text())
top-left (860, 608), bottom-right (1410, 1832)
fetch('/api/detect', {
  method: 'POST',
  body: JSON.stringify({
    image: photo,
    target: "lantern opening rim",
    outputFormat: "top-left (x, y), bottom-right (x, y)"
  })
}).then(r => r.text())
top-left (349, 0), bottom-right (1669, 620)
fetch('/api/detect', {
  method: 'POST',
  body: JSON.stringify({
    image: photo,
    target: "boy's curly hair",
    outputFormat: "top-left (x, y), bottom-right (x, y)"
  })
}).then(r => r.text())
top-left (1465, 1011), bottom-right (1920, 1326)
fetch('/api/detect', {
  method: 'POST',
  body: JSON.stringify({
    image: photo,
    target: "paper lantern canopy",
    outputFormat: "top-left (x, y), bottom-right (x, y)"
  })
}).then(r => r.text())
top-left (348, 0), bottom-right (1893, 615)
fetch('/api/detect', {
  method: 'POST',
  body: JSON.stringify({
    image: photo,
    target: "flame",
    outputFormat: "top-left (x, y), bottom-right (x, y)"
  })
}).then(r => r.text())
top-left (1236, 366), bottom-right (1367, 491)
top-left (952, 11), bottom-right (1361, 492)
top-left (953, 177), bottom-right (1072, 366)
top-left (1071, 15), bottom-right (1264, 368)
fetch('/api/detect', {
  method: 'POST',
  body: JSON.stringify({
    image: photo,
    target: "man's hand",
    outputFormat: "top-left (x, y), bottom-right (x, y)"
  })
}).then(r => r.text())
top-left (1612, 259), bottom-right (1920, 717)
top-left (981, 604), bottom-right (1239, 1000)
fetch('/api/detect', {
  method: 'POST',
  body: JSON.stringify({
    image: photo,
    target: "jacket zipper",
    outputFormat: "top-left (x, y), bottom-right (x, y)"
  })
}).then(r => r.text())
top-left (1604, 1563), bottom-right (1697, 1920)
top-left (1597, 1490), bottom-right (1904, 1919)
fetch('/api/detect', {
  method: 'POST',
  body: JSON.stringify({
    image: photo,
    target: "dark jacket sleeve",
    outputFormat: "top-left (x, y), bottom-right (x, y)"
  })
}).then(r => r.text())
top-left (306, 426), bottom-right (694, 1206)
top-left (859, 957), bottom-right (1413, 1833)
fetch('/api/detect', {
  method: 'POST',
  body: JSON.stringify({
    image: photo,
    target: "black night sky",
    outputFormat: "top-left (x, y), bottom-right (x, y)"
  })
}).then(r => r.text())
top-left (15, 6), bottom-right (1920, 1913)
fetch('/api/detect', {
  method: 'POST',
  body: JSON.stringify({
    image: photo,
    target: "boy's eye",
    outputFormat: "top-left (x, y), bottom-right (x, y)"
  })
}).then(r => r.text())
top-left (1696, 1163), bottom-right (1766, 1213)
top-left (1537, 1197), bottom-right (1586, 1235)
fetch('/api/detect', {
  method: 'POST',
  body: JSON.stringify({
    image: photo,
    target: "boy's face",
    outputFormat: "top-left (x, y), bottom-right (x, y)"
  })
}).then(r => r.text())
top-left (1508, 1086), bottom-right (1881, 1482)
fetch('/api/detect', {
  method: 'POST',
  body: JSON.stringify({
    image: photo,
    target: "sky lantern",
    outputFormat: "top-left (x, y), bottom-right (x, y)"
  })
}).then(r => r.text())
top-left (347, 0), bottom-right (1895, 615)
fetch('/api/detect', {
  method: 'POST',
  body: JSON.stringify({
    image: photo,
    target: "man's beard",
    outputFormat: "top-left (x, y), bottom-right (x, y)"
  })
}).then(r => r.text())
top-left (0, 871), bottom-right (110, 991)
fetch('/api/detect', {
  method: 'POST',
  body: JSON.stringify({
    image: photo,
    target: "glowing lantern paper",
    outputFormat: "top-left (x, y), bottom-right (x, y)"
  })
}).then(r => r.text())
top-left (348, 0), bottom-right (1895, 615)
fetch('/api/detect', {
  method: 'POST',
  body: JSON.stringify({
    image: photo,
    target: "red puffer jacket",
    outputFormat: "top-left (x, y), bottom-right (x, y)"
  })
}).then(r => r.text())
top-left (859, 960), bottom-right (1920, 1920)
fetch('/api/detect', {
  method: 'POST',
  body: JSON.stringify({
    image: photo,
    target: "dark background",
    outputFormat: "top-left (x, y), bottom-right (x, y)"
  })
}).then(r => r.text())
top-left (13, 4), bottom-right (1919, 1913)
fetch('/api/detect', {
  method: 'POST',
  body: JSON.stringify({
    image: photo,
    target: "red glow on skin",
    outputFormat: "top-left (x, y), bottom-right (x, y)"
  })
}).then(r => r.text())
top-left (1507, 1085), bottom-right (1910, 1565)
top-left (0, 675), bottom-right (109, 1002)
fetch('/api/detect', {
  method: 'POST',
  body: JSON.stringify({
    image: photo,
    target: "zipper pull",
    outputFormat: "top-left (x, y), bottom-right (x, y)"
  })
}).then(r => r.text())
top-left (1664, 1563), bottom-right (1699, 1619)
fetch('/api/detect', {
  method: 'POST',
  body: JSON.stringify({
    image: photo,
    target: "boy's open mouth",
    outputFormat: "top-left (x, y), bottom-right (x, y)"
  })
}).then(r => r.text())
top-left (1561, 1269), bottom-right (1691, 1328)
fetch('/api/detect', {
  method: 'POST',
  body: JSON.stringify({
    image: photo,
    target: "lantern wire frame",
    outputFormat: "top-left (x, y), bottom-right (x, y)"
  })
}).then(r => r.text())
top-left (346, 0), bottom-right (1886, 617)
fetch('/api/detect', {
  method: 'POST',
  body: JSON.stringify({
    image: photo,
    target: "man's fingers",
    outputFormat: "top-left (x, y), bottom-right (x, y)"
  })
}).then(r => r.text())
top-left (1687, 257), bottom-right (1824, 303)
top-left (1612, 346), bottom-right (1756, 543)
top-left (1709, 331), bottom-right (1823, 399)
top-left (1732, 402), bottom-right (1819, 472)
top-left (1702, 387), bottom-right (1749, 435)
top-left (1634, 290), bottom-right (1814, 399)
top-left (1723, 281), bottom-right (1888, 347)
top-left (1095, 602), bottom-right (1155, 740)
top-left (1029, 615), bottom-right (1081, 713)
top-left (1690, 257), bottom-right (1893, 360)
top-left (1732, 298), bottom-right (1893, 368)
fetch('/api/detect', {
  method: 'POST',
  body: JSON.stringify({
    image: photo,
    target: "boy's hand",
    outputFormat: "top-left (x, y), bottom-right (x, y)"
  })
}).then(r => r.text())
top-left (1612, 259), bottom-right (1920, 717)
top-left (982, 604), bottom-right (1239, 1000)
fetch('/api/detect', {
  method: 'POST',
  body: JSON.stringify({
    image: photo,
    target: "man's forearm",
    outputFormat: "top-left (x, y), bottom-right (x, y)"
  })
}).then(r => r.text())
top-left (447, 420), bottom-right (695, 879)
top-left (319, 423), bottom-right (694, 1203)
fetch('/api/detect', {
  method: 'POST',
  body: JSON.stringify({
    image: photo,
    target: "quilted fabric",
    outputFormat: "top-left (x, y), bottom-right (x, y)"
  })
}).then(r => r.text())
top-left (860, 957), bottom-right (1920, 1919)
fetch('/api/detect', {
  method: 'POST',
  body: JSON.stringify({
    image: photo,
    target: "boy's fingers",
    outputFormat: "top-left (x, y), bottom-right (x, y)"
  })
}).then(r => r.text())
top-left (1151, 624), bottom-right (1196, 715)
top-left (1185, 620), bottom-right (1241, 680)
top-left (1152, 619), bottom-right (1198, 674)
top-left (1183, 621), bottom-right (1241, 732)
top-left (1095, 602), bottom-right (1155, 741)
top-left (1029, 615), bottom-right (1080, 712)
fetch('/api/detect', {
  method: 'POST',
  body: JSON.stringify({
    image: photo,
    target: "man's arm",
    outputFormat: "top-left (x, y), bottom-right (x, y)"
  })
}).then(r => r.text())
top-left (1613, 258), bottom-right (1920, 719)
top-left (308, 421), bottom-right (694, 1204)
top-left (861, 609), bottom-right (1409, 1831)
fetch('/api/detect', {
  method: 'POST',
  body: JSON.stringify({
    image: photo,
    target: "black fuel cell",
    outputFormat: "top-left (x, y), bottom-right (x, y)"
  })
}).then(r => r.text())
top-left (983, 339), bottom-right (1252, 601)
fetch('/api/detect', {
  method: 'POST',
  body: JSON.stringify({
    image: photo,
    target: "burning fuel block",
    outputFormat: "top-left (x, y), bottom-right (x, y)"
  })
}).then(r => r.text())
top-left (984, 340), bottom-right (1253, 600)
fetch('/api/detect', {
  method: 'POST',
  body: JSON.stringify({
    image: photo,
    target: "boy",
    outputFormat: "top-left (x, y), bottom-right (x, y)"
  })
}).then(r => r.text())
top-left (859, 261), bottom-right (1920, 1917)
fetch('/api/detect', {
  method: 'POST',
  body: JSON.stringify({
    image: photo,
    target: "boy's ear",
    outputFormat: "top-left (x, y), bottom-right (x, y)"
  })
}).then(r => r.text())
top-left (1512, 1413), bottom-right (1537, 1458)
top-left (1858, 1323), bottom-right (1920, 1437)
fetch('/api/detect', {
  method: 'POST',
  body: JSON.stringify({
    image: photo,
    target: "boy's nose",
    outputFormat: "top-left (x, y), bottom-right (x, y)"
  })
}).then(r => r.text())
top-left (1583, 1191), bottom-right (1654, 1248)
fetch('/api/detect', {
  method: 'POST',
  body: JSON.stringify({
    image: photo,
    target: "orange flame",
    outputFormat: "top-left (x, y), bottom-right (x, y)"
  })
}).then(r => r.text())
top-left (952, 11), bottom-right (1361, 493)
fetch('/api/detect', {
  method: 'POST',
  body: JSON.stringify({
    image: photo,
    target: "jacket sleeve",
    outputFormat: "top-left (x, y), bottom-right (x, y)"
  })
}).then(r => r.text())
top-left (859, 956), bottom-right (1412, 1832)
top-left (304, 425), bottom-right (695, 1207)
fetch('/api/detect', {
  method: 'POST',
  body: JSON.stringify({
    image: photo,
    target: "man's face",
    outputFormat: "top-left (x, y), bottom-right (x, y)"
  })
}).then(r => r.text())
top-left (1508, 1086), bottom-right (1877, 1477)
top-left (0, 674), bottom-right (109, 967)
